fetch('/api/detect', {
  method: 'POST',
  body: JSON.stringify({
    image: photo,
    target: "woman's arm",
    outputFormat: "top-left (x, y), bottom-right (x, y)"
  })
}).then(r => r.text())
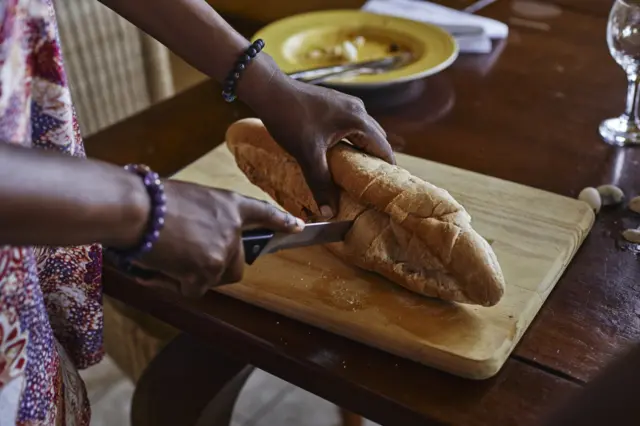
top-left (0, 142), bottom-right (148, 247)
top-left (0, 141), bottom-right (303, 295)
top-left (98, 0), bottom-right (394, 217)
top-left (97, 0), bottom-right (277, 111)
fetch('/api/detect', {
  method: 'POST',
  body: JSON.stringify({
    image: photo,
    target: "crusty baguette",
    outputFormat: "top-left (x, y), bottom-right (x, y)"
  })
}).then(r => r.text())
top-left (226, 118), bottom-right (505, 306)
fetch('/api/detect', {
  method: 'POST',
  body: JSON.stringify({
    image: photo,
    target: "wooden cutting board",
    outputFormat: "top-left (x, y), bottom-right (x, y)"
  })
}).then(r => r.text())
top-left (173, 144), bottom-right (594, 380)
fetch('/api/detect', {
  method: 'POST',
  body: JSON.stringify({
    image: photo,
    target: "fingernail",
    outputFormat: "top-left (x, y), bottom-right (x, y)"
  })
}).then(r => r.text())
top-left (320, 205), bottom-right (334, 219)
top-left (295, 218), bottom-right (305, 229)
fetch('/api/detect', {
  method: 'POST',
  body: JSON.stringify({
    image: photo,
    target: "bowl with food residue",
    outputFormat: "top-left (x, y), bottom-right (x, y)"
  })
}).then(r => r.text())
top-left (252, 10), bottom-right (458, 89)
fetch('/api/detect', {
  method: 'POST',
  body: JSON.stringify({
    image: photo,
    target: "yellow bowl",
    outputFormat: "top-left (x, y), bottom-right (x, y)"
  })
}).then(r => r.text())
top-left (252, 10), bottom-right (459, 88)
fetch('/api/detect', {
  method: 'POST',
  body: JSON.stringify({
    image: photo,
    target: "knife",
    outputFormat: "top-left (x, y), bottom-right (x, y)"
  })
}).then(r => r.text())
top-left (288, 52), bottom-right (412, 85)
top-left (110, 220), bottom-right (352, 281)
top-left (242, 220), bottom-right (353, 265)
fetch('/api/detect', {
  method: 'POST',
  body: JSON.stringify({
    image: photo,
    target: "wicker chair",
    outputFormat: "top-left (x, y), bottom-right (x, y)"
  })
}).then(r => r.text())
top-left (55, 0), bottom-right (174, 136)
top-left (55, 0), bottom-right (179, 382)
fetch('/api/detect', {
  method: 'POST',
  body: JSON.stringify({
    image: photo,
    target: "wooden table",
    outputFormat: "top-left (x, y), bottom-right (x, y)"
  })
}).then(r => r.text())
top-left (86, 1), bottom-right (640, 424)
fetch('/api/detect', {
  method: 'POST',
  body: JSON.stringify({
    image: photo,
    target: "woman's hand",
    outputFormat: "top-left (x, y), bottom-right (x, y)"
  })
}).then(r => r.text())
top-left (0, 143), bottom-right (303, 298)
top-left (137, 180), bottom-right (304, 297)
top-left (250, 73), bottom-right (395, 218)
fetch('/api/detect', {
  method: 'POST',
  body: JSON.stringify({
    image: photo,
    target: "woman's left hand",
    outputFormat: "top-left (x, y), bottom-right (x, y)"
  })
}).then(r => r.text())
top-left (100, 0), bottom-right (393, 218)
top-left (250, 73), bottom-right (395, 219)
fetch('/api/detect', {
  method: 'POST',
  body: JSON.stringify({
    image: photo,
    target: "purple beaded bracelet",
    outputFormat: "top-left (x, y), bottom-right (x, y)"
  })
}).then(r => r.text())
top-left (222, 39), bottom-right (265, 103)
top-left (105, 164), bottom-right (167, 274)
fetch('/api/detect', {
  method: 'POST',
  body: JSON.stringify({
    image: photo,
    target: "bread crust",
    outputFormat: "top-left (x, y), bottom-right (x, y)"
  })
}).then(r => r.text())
top-left (226, 118), bottom-right (505, 306)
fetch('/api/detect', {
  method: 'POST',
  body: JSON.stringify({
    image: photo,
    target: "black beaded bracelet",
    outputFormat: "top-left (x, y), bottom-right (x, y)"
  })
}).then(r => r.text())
top-left (222, 39), bottom-right (265, 103)
top-left (104, 164), bottom-right (167, 275)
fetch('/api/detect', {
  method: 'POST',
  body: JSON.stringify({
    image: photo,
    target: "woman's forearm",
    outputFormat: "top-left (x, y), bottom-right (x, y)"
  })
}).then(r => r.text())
top-left (98, 0), bottom-right (280, 111)
top-left (0, 142), bottom-right (148, 248)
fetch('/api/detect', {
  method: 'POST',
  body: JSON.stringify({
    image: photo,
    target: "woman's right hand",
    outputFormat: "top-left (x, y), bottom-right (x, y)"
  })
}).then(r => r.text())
top-left (0, 143), bottom-right (302, 293)
top-left (136, 180), bottom-right (304, 298)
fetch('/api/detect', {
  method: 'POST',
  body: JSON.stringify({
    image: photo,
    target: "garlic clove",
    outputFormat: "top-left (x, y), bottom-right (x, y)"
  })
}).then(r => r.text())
top-left (308, 49), bottom-right (323, 60)
top-left (596, 184), bottom-right (625, 206)
top-left (330, 45), bottom-right (343, 57)
top-left (622, 228), bottom-right (640, 243)
top-left (578, 187), bottom-right (602, 213)
top-left (342, 41), bottom-right (358, 62)
top-left (629, 196), bottom-right (640, 214)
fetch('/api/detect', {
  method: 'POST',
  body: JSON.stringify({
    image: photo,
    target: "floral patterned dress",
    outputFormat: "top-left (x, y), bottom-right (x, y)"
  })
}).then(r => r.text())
top-left (0, 0), bottom-right (104, 424)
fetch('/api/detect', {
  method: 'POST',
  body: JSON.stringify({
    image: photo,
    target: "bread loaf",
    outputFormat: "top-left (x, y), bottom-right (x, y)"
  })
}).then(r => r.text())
top-left (226, 118), bottom-right (505, 306)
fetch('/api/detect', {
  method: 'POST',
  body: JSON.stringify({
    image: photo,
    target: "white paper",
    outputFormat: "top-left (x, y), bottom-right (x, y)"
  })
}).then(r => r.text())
top-left (362, 0), bottom-right (508, 38)
top-left (361, 0), bottom-right (508, 54)
top-left (456, 35), bottom-right (493, 54)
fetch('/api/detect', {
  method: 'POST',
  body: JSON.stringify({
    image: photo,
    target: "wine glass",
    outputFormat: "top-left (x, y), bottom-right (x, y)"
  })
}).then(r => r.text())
top-left (600, 0), bottom-right (640, 146)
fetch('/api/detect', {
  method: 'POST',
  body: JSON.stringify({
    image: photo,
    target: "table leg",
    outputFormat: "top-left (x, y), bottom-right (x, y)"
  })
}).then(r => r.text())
top-left (131, 333), bottom-right (253, 426)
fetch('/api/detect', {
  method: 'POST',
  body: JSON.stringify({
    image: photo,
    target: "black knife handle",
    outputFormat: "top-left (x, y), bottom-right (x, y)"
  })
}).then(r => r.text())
top-left (241, 228), bottom-right (274, 265)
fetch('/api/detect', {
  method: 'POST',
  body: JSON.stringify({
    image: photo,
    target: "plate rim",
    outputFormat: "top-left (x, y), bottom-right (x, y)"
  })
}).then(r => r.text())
top-left (251, 9), bottom-right (460, 88)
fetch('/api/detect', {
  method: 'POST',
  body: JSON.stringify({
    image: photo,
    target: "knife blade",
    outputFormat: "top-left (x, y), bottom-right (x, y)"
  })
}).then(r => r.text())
top-left (242, 220), bottom-right (353, 265)
top-left (287, 52), bottom-right (412, 85)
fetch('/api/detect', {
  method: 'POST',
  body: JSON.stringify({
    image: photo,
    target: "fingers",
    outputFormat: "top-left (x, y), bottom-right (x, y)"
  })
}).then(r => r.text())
top-left (386, 132), bottom-right (406, 152)
top-left (133, 257), bottom-right (214, 298)
top-left (182, 240), bottom-right (244, 296)
top-left (220, 244), bottom-right (244, 285)
top-left (340, 96), bottom-right (394, 165)
top-left (297, 150), bottom-right (340, 219)
top-left (349, 123), bottom-right (396, 166)
top-left (131, 266), bottom-right (182, 294)
top-left (180, 273), bottom-right (214, 299)
top-left (238, 196), bottom-right (305, 231)
top-left (368, 116), bottom-right (387, 139)
top-left (178, 263), bottom-right (235, 299)
top-left (342, 98), bottom-right (395, 165)
top-left (137, 276), bottom-right (181, 294)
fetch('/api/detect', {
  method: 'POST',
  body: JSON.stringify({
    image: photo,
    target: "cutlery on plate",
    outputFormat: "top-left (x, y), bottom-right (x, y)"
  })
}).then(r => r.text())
top-left (288, 52), bottom-right (413, 84)
top-left (286, 22), bottom-right (484, 85)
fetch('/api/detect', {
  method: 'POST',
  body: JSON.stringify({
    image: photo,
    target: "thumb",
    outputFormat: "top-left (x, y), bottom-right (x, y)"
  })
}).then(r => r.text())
top-left (298, 150), bottom-right (340, 219)
top-left (238, 196), bottom-right (305, 232)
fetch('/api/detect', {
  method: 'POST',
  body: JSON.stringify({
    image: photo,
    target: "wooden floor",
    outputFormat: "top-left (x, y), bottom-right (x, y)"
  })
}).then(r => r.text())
top-left (82, 355), bottom-right (381, 426)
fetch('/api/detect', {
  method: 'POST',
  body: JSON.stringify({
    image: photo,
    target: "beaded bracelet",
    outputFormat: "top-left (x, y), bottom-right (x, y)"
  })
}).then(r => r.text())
top-left (104, 164), bottom-right (167, 275)
top-left (222, 39), bottom-right (265, 103)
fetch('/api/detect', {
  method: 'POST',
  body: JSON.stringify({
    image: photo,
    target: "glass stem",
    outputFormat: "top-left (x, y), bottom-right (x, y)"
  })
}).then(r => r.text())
top-left (624, 73), bottom-right (640, 121)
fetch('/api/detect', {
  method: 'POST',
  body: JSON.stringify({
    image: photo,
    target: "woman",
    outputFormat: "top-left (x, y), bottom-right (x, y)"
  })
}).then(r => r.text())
top-left (0, 0), bottom-right (394, 424)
